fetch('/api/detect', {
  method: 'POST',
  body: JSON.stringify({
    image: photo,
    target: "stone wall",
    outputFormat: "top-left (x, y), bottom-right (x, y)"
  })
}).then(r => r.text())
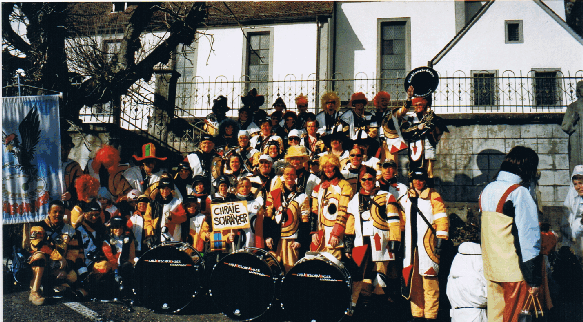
top-left (408, 114), bottom-right (572, 240)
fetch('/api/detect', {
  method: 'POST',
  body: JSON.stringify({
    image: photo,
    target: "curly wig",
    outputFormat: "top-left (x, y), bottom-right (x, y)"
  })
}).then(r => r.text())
top-left (295, 94), bottom-right (308, 106)
top-left (92, 145), bottom-right (120, 175)
top-left (76, 174), bottom-right (100, 202)
top-left (373, 91), bottom-right (391, 107)
top-left (318, 153), bottom-right (341, 172)
top-left (320, 92), bottom-right (340, 112)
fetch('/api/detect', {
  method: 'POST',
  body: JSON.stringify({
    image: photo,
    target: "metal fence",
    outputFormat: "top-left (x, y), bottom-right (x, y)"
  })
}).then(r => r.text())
top-left (76, 69), bottom-right (582, 154)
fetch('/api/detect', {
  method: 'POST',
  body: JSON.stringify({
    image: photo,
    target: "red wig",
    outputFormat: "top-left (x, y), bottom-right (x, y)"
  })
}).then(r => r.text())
top-left (76, 174), bottom-right (100, 202)
top-left (373, 91), bottom-right (391, 107)
top-left (412, 97), bottom-right (428, 107)
top-left (92, 145), bottom-right (120, 175)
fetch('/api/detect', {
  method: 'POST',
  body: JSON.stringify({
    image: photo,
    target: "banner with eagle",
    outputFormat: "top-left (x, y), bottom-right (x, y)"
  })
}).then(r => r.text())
top-left (2, 95), bottom-right (61, 224)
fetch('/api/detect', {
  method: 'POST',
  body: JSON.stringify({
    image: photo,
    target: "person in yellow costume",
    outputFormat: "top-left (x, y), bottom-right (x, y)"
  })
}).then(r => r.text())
top-left (310, 153), bottom-right (354, 260)
top-left (402, 169), bottom-right (449, 321)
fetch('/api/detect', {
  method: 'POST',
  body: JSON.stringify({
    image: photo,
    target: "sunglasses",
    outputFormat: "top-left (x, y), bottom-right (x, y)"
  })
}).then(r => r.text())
top-left (350, 154), bottom-right (363, 157)
top-left (298, 105), bottom-right (308, 108)
top-left (326, 101), bottom-right (336, 104)
top-left (361, 177), bottom-right (375, 182)
top-left (289, 137), bottom-right (300, 141)
top-left (381, 163), bottom-right (396, 169)
top-left (259, 160), bottom-right (272, 164)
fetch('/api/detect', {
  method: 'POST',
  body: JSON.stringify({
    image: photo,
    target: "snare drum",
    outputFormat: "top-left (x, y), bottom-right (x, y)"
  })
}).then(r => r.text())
top-left (209, 247), bottom-right (283, 320)
top-left (134, 242), bottom-right (204, 313)
top-left (280, 252), bottom-right (352, 322)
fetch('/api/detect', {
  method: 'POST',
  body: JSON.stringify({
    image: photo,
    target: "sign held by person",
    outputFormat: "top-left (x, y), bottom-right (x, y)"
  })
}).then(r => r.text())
top-left (211, 200), bottom-right (250, 230)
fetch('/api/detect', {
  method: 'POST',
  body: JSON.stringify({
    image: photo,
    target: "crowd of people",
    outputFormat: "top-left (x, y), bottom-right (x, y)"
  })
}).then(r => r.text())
top-left (21, 86), bottom-right (583, 322)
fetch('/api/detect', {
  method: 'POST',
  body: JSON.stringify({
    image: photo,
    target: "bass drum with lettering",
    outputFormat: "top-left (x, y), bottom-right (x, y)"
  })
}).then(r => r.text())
top-left (134, 242), bottom-right (205, 313)
top-left (209, 247), bottom-right (283, 321)
top-left (280, 252), bottom-right (352, 322)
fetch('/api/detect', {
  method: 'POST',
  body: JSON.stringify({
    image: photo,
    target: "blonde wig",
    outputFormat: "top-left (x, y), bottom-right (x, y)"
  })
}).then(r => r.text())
top-left (320, 92), bottom-right (341, 112)
top-left (318, 153), bottom-right (341, 173)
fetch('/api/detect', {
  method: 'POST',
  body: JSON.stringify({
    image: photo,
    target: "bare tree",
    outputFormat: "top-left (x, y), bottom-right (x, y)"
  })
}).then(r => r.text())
top-left (2, 2), bottom-right (207, 126)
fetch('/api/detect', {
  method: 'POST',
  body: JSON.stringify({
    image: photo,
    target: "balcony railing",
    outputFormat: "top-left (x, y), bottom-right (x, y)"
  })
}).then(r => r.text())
top-left (77, 70), bottom-right (582, 154)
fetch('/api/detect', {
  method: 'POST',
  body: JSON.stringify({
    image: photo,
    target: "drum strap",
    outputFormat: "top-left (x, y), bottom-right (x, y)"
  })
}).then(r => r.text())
top-left (276, 189), bottom-right (297, 225)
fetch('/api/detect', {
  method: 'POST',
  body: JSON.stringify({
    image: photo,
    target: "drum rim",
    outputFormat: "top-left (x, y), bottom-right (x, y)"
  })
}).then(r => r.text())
top-left (209, 247), bottom-right (283, 321)
top-left (280, 252), bottom-right (353, 321)
top-left (134, 242), bottom-right (204, 313)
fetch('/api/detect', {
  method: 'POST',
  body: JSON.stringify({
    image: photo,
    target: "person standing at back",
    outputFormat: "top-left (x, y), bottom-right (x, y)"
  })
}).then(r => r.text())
top-left (480, 146), bottom-right (542, 322)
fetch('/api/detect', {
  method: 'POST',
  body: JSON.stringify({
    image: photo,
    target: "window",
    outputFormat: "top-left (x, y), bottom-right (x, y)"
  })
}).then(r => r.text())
top-left (472, 71), bottom-right (497, 106)
top-left (378, 19), bottom-right (410, 95)
top-left (245, 32), bottom-right (271, 96)
top-left (533, 70), bottom-right (560, 106)
top-left (112, 3), bottom-right (127, 13)
top-left (505, 20), bottom-right (523, 43)
top-left (175, 44), bottom-right (197, 113)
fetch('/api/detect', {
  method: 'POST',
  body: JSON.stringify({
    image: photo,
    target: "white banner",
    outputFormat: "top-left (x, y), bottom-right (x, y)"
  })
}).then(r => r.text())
top-left (2, 95), bottom-right (62, 224)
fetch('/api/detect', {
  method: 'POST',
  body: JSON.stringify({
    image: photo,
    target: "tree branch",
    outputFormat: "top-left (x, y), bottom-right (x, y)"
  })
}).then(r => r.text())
top-left (2, 3), bottom-right (32, 56)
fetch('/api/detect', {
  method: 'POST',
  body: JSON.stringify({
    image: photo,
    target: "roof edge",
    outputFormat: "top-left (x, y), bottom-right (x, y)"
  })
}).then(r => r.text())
top-left (534, 0), bottom-right (583, 46)
top-left (430, 1), bottom-right (495, 67)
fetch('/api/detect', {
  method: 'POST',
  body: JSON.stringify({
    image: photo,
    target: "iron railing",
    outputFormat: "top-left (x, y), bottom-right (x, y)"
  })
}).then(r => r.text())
top-left (77, 70), bottom-right (582, 154)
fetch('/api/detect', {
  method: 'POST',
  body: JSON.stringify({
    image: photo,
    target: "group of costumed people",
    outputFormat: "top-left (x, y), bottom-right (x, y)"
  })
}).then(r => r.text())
top-left (25, 85), bottom-right (493, 322)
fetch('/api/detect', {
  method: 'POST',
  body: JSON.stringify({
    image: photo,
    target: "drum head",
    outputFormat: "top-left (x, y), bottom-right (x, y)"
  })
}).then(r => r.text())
top-left (134, 243), bottom-right (204, 313)
top-left (210, 248), bottom-right (282, 321)
top-left (281, 257), bottom-right (352, 322)
top-left (404, 67), bottom-right (439, 97)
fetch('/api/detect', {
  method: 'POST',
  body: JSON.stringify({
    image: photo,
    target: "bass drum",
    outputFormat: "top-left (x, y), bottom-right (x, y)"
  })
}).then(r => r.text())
top-left (209, 247), bottom-right (283, 321)
top-left (280, 252), bottom-right (352, 322)
top-left (134, 242), bottom-right (204, 313)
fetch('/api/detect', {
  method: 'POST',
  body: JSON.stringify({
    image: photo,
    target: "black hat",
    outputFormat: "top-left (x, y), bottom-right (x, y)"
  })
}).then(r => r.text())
top-left (215, 175), bottom-right (231, 189)
top-left (158, 177), bottom-right (173, 188)
top-left (110, 216), bottom-right (125, 229)
top-left (84, 199), bottom-right (101, 213)
top-left (200, 134), bottom-right (214, 144)
top-left (183, 195), bottom-right (198, 205)
top-left (212, 95), bottom-right (229, 113)
top-left (272, 97), bottom-right (286, 108)
top-left (137, 194), bottom-right (150, 203)
top-left (322, 131), bottom-right (349, 149)
top-left (177, 162), bottom-right (191, 172)
top-left (241, 88), bottom-right (265, 107)
top-left (192, 175), bottom-right (207, 185)
top-left (409, 169), bottom-right (428, 181)
top-left (379, 160), bottom-right (397, 169)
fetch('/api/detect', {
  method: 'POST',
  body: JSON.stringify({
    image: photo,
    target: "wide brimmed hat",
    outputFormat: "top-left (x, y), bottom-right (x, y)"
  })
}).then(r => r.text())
top-left (213, 95), bottom-right (229, 113)
top-left (133, 143), bottom-right (167, 162)
top-left (241, 88), bottom-right (265, 107)
top-left (272, 97), bottom-right (286, 108)
top-left (285, 145), bottom-right (310, 163)
top-left (350, 130), bottom-right (379, 157)
top-left (322, 130), bottom-right (349, 149)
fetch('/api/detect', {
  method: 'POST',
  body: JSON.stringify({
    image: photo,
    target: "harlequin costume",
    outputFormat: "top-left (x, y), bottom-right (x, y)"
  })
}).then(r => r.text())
top-left (401, 98), bottom-right (448, 179)
top-left (379, 92), bottom-right (409, 165)
top-left (340, 92), bottom-right (372, 139)
top-left (480, 170), bottom-right (542, 322)
top-left (402, 172), bottom-right (449, 320)
top-left (310, 163), bottom-right (354, 260)
top-left (265, 184), bottom-right (310, 272)
top-left (235, 192), bottom-right (265, 250)
top-left (316, 92), bottom-right (345, 136)
top-left (345, 188), bottom-right (401, 308)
